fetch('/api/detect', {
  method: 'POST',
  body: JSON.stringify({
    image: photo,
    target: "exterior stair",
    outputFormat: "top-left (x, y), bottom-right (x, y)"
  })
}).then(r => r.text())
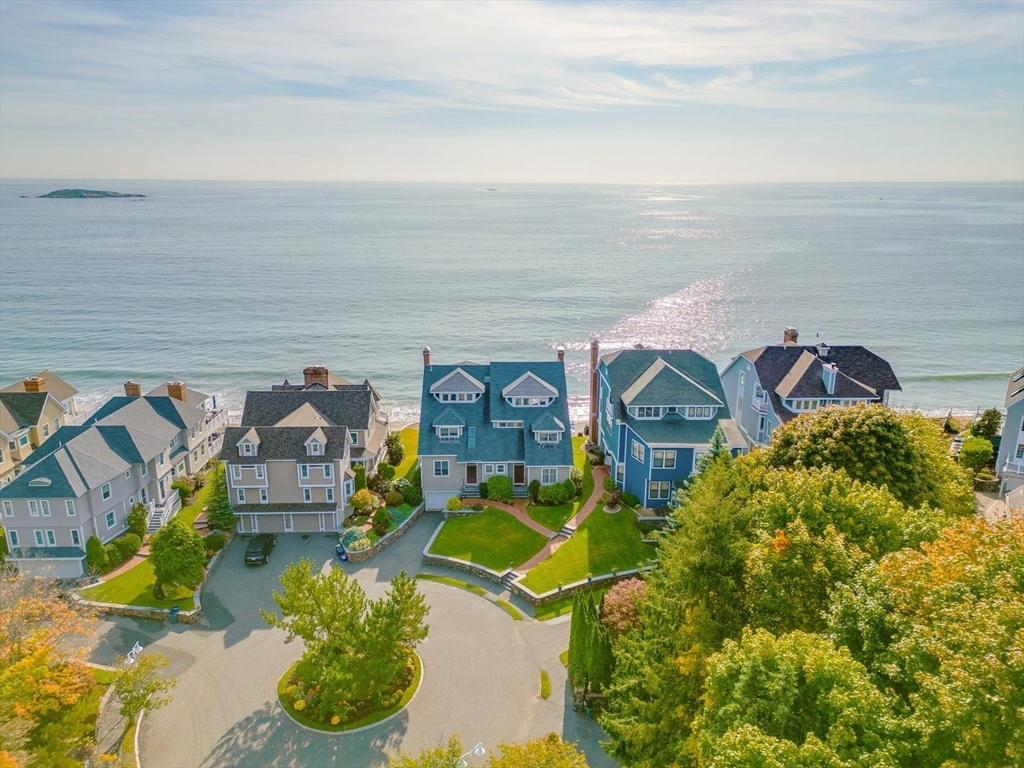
top-left (558, 524), bottom-right (576, 538)
top-left (501, 570), bottom-right (520, 590)
top-left (511, 487), bottom-right (528, 498)
top-left (147, 510), bottom-right (165, 533)
top-left (461, 484), bottom-right (481, 498)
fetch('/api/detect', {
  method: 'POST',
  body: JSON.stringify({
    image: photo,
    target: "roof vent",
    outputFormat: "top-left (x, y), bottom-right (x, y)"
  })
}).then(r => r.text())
top-left (28, 478), bottom-right (52, 487)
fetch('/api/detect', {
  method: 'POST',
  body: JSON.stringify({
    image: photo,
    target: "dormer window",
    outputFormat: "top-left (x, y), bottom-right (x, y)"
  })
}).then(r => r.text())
top-left (535, 431), bottom-right (561, 444)
top-left (629, 406), bottom-right (665, 419)
top-left (308, 441), bottom-right (323, 456)
top-left (437, 392), bottom-right (481, 403)
top-left (240, 442), bottom-right (254, 456)
top-left (509, 395), bottom-right (553, 407)
top-left (685, 406), bottom-right (714, 419)
top-left (436, 426), bottom-right (462, 440)
top-left (430, 367), bottom-right (486, 403)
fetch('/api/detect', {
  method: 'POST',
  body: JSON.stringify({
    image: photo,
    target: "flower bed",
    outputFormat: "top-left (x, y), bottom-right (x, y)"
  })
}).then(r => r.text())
top-left (277, 652), bottom-right (422, 732)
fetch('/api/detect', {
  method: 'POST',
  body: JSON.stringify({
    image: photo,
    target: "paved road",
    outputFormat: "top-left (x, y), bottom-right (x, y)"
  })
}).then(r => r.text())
top-left (88, 514), bottom-right (617, 767)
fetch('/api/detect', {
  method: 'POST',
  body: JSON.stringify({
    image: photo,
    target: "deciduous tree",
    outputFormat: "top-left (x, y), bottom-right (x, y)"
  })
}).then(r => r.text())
top-left (113, 652), bottom-right (178, 720)
top-left (149, 519), bottom-right (205, 593)
top-left (488, 732), bottom-right (588, 768)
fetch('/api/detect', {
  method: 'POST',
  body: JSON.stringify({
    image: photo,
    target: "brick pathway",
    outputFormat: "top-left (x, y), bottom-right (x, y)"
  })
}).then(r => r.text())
top-left (99, 544), bottom-right (152, 581)
top-left (478, 498), bottom-right (556, 538)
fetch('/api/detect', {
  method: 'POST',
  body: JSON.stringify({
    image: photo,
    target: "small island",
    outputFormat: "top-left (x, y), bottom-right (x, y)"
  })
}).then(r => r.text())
top-left (38, 189), bottom-right (145, 198)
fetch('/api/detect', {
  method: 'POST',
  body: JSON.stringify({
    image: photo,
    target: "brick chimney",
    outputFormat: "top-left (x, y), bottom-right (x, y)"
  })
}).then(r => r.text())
top-left (166, 381), bottom-right (188, 402)
top-left (22, 376), bottom-right (46, 393)
top-left (303, 366), bottom-right (329, 388)
top-left (422, 346), bottom-right (431, 367)
top-left (783, 326), bottom-right (799, 345)
top-left (589, 339), bottom-right (600, 441)
top-left (556, 345), bottom-right (565, 362)
top-left (124, 380), bottom-right (142, 397)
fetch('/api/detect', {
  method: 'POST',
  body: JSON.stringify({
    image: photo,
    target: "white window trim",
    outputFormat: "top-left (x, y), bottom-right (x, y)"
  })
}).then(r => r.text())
top-left (326, 487), bottom-right (334, 503)
top-left (237, 489), bottom-right (246, 504)
top-left (303, 488), bottom-right (312, 503)
top-left (300, 464), bottom-right (310, 479)
top-left (28, 500), bottom-right (38, 517)
top-left (231, 465), bottom-right (242, 480)
top-left (259, 488), bottom-right (268, 504)
top-left (34, 529), bottom-right (44, 546)
top-left (541, 468), bottom-right (557, 485)
top-left (8, 529), bottom-right (19, 548)
top-left (631, 440), bottom-right (645, 463)
top-left (2, 500), bottom-right (12, 517)
top-left (66, 499), bottom-right (76, 516)
top-left (652, 450), bottom-right (676, 469)
top-left (40, 500), bottom-right (50, 517)
top-left (105, 510), bottom-right (116, 529)
top-left (433, 460), bottom-right (450, 478)
top-left (71, 529), bottom-right (81, 547)
top-left (101, 483), bottom-right (111, 500)
top-left (45, 529), bottom-right (56, 546)
top-left (323, 464), bottom-right (332, 479)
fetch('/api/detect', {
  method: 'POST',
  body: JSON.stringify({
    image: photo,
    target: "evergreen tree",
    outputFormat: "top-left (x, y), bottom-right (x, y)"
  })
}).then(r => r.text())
top-left (206, 463), bottom-right (237, 530)
top-left (587, 592), bottom-right (615, 692)
top-left (567, 591), bottom-right (591, 689)
top-left (695, 425), bottom-right (730, 476)
top-left (354, 464), bottom-right (367, 491)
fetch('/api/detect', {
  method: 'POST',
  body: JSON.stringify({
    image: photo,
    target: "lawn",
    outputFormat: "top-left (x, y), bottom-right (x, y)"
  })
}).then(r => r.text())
top-left (429, 507), bottom-right (548, 571)
top-left (519, 503), bottom-right (656, 594)
top-left (534, 585), bottom-right (613, 621)
top-left (396, 427), bottom-right (419, 479)
top-left (176, 467), bottom-right (221, 528)
top-left (79, 557), bottom-right (195, 610)
top-left (415, 573), bottom-right (488, 597)
top-left (526, 438), bottom-right (594, 532)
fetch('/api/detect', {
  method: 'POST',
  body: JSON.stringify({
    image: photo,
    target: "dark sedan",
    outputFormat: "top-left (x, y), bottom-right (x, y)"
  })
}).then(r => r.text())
top-left (244, 534), bottom-right (276, 565)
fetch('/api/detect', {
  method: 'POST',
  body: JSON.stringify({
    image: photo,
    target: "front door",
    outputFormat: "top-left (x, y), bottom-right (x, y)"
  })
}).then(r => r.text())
top-left (466, 464), bottom-right (478, 485)
top-left (513, 464), bottom-right (525, 485)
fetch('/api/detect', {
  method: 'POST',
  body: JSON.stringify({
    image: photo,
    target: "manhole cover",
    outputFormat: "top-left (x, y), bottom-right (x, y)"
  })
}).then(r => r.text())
top-left (574, 726), bottom-right (593, 740)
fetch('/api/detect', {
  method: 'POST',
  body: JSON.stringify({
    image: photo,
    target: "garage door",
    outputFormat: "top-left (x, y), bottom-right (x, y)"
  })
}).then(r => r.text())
top-left (425, 492), bottom-right (450, 512)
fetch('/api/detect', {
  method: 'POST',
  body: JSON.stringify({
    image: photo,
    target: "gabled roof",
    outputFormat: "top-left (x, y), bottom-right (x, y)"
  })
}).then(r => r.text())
top-left (620, 358), bottom-right (723, 408)
top-left (1006, 367), bottom-right (1024, 408)
top-left (502, 371), bottom-right (558, 399)
top-left (239, 427), bottom-right (260, 445)
top-left (273, 402), bottom-right (332, 428)
top-left (432, 407), bottom-right (466, 427)
top-left (240, 389), bottom-right (374, 430)
top-left (305, 427), bottom-right (327, 445)
top-left (429, 367), bottom-right (486, 394)
top-left (222, 426), bottom-right (350, 464)
top-left (774, 351), bottom-right (877, 400)
top-left (1, 370), bottom-right (79, 401)
top-left (145, 383), bottom-right (209, 407)
top-left (531, 412), bottom-right (565, 433)
top-left (0, 392), bottom-right (53, 434)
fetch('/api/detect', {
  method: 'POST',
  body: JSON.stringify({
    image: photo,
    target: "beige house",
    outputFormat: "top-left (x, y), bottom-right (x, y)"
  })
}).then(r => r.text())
top-left (0, 372), bottom-right (80, 486)
top-left (223, 366), bottom-right (389, 535)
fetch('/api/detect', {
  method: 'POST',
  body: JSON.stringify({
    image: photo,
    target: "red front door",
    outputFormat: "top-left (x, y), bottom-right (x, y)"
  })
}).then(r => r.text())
top-left (466, 464), bottom-right (478, 484)
top-left (513, 464), bottom-right (525, 485)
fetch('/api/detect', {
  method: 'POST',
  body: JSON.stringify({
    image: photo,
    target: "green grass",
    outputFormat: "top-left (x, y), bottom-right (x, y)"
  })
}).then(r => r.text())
top-left (540, 670), bottom-right (552, 699)
top-left (389, 503), bottom-right (415, 521)
top-left (79, 558), bottom-right (195, 610)
top-left (396, 427), bottom-right (419, 479)
top-left (415, 573), bottom-right (488, 597)
top-left (573, 436), bottom-right (595, 516)
top-left (520, 504), bottom-right (655, 594)
top-left (90, 666), bottom-right (117, 686)
top-left (533, 585), bottom-right (613, 621)
top-left (277, 653), bottom-right (422, 732)
top-left (176, 468), bottom-right (221, 528)
top-left (495, 599), bottom-right (524, 620)
top-left (428, 507), bottom-right (548, 571)
top-left (559, 650), bottom-right (569, 667)
top-left (527, 503), bottom-right (575, 532)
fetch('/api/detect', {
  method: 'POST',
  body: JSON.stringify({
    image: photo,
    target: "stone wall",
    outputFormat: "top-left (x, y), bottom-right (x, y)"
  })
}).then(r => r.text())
top-left (346, 504), bottom-right (426, 563)
top-left (510, 566), bottom-right (654, 607)
top-left (442, 508), bottom-right (484, 520)
top-left (420, 519), bottom-right (510, 584)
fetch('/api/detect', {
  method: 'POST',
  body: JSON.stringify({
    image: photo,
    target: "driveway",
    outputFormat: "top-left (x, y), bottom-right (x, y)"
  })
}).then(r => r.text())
top-left (88, 515), bottom-right (617, 767)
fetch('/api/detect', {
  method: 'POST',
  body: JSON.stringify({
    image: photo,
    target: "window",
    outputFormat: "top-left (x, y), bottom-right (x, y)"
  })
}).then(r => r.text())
top-left (200, 444), bottom-right (206, 456)
top-left (28, 500), bottom-right (38, 517)
top-left (437, 426), bottom-right (462, 439)
top-left (633, 406), bottom-right (664, 419)
top-left (433, 460), bottom-right (450, 477)
top-left (241, 443), bottom-right (253, 456)
top-left (2, 500), bottom-right (11, 516)
top-left (101, 483), bottom-right (111, 500)
top-left (62, 499), bottom-right (75, 516)
top-left (105, 510), bottom-right (116, 529)
top-left (649, 481), bottom-right (671, 500)
top-left (484, 464), bottom-right (494, 474)
top-left (323, 464), bottom-right (332, 479)
top-left (303, 488), bottom-right (312, 503)
top-left (1016, 444), bottom-right (1024, 460)
top-left (190, 426), bottom-right (196, 439)
top-left (128, 496), bottom-right (135, 506)
top-left (631, 440), bottom-right (645, 462)
top-left (53, 418), bottom-right (60, 430)
top-left (536, 432), bottom-right (561, 444)
top-left (616, 463), bottom-right (624, 483)
top-left (177, 462), bottom-right (185, 474)
top-left (231, 465), bottom-right (242, 480)
top-left (40, 500), bottom-right (50, 517)
top-left (46, 530), bottom-right (56, 546)
top-left (141, 464), bottom-right (147, 477)
top-left (34, 530), bottom-right (44, 546)
top-left (19, 435), bottom-right (29, 447)
top-left (326, 487), bottom-right (334, 503)
top-left (541, 468), bottom-right (557, 485)
top-left (686, 406), bottom-right (713, 418)
top-left (237, 489), bottom-right (246, 504)
top-left (309, 442), bottom-right (323, 456)
top-left (8, 529), bottom-right (19, 548)
top-left (0, 446), bottom-right (4, 463)
top-left (493, 421), bottom-right (524, 429)
top-left (158, 451), bottom-right (166, 464)
top-left (300, 464), bottom-right (310, 479)
top-left (349, 431), bottom-right (359, 445)
top-left (193, 450), bottom-right (199, 462)
top-left (255, 465), bottom-right (265, 479)
top-left (693, 449), bottom-right (708, 472)
top-left (71, 529), bottom-right (81, 547)
top-left (739, 372), bottom-right (746, 388)
top-left (653, 450), bottom-right (676, 469)
top-left (509, 396), bottom-right (551, 407)
top-left (169, 435), bottom-right (178, 448)
top-left (42, 423), bottom-right (50, 438)
top-left (284, 514), bottom-right (294, 532)
top-left (495, 464), bottom-right (506, 475)
top-left (259, 488), bottom-right (268, 504)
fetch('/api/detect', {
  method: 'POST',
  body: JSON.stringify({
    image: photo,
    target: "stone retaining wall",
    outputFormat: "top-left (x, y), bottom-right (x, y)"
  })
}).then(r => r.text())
top-left (346, 504), bottom-right (426, 563)
top-left (442, 508), bottom-right (484, 520)
top-left (420, 520), bottom-right (511, 584)
top-left (510, 565), bottom-right (654, 607)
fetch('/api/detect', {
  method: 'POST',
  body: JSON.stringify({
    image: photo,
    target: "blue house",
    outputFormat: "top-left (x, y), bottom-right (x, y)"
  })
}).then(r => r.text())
top-left (996, 366), bottom-right (1024, 494)
top-left (418, 347), bottom-right (574, 511)
top-left (593, 345), bottom-right (745, 509)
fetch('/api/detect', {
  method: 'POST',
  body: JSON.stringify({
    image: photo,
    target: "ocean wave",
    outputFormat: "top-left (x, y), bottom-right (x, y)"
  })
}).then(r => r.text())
top-left (899, 372), bottom-right (1013, 383)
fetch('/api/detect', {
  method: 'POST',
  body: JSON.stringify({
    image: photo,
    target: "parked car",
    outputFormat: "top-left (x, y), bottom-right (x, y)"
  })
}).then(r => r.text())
top-left (244, 534), bottom-right (276, 565)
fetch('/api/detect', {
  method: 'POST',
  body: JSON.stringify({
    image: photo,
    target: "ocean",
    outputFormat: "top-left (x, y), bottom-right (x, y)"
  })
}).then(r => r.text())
top-left (1, 180), bottom-right (1021, 424)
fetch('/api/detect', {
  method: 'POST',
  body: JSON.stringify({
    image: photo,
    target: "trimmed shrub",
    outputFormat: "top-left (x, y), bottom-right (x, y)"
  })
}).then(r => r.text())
top-left (622, 492), bottom-right (640, 508)
top-left (171, 476), bottom-right (194, 503)
top-left (203, 532), bottom-right (227, 553)
top-left (529, 479), bottom-right (541, 504)
top-left (348, 537), bottom-right (372, 552)
top-left (126, 503), bottom-right (148, 539)
top-left (349, 488), bottom-right (378, 514)
top-left (538, 482), bottom-right (573, 505)
top-left (401, 485), bottom-right (423, 507)
top-left (606, 489), bottom-right (623, 508)
top-left (385, 490), bottom-right (404, 507)
top-left (385, 431), bottom-right (405, 466)
top-left (570, 466), bottom-right (584, 494)
top-left (603, 476), bottom-right (618, 493)
top-left (488, 475), bottom-right (513, 504)
top-left (393, 477), bottom-right (410, 489)
top-left (960, 436), bottom-right (994, 473)
top-left (446, 497), bottom-right (462, 512)
top-left (479, 481), bottom-right (489, 499)
top-left (378, 463), bottom-right (396, 481)
top-left (86, 535), bottom-right (108, 573)
top-left (408, 466), bottom-right (421, 489)
top-left (353, 464), bottom-right (367, 491)
top-left (563, 477), bottom-right (578, 499)
top-left (372, 507), bottom-right (391, 536)
top-left (341, 527), bottom-right (368, 548)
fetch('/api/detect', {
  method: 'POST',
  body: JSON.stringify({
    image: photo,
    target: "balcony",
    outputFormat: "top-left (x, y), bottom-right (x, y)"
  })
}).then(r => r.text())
top-left (1003, 459), bottom-right (1024, 478)
top-left (752, 396), bottom-right (769, 414)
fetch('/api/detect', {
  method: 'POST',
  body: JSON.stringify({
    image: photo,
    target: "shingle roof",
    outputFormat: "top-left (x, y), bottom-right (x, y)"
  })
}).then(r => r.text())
top-left (233, 503), bottom-right (338, 513)
top-left (531, 412), bottom-right (565, 433)
top-left (1, 370), bottom-right (79, 401)
top-left (432, 407), bottom-right (466, 427)
top-left (774, 351), bottom-right (877, 400)
top-left (418, 360), bottom-right (573, 467)
top-left (0, 392), bottom-right (52, 434)
top-left (1005, 367), bottom-right (1024, 408)
top-left (620, 358), bottom-right (723, 407)
top-left (240, 389), bottom-right (374, 430)
top-left (144, 383), bottom-right (209, 407)
top-left (222, 426), bottom-right (350, 464)
top-left (8, 546), bottom-right (86, 560)
top-left (502, 372), bottom-right (558, 398)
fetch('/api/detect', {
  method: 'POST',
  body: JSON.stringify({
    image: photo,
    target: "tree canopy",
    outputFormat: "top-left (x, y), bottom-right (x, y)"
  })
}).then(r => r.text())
top-left (149, 519), bottom-right (206, 592)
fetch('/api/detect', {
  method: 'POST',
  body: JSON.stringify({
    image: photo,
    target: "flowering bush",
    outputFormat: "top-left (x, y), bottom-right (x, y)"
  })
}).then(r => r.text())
top-left (293, 699), bottom-right (307, 711)
top-left (600, 578), bottom-right (647, 636)
top-left (347, 538), bottom-right (372, 552)
top-left (331, 715), bottom-right (340, 725)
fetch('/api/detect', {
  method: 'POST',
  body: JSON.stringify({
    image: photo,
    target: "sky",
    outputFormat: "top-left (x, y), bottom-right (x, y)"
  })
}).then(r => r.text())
top-left (1, 0), bottom-right (1022, 182)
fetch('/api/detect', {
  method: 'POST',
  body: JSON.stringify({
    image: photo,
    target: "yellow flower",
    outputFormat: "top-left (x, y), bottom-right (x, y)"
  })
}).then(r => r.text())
top-left (293, 700), bottom-right (307, 711)
top-left (331, 715), bottom-right (341, 725)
